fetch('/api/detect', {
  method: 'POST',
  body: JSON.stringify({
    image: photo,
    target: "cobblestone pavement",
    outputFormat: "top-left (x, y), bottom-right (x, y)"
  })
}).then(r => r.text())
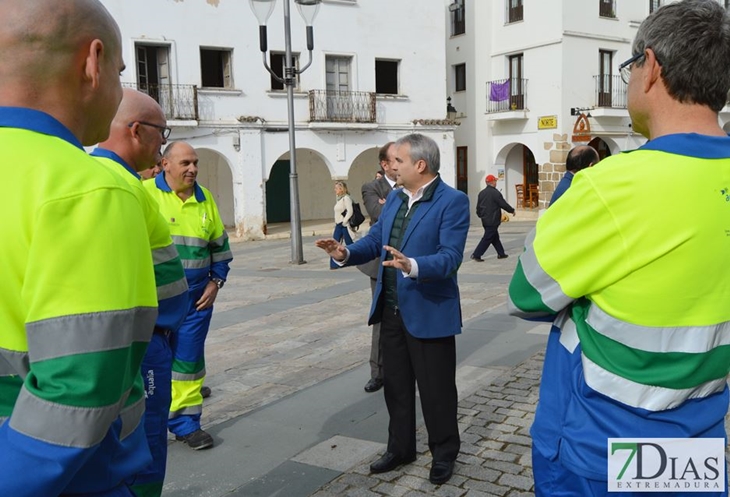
top-left (308, 353), bottom-right (543, 497)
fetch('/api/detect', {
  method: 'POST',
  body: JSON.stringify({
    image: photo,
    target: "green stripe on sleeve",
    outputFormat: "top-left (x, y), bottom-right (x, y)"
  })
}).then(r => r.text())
top-left (508, 259), bottom-right (554, 315)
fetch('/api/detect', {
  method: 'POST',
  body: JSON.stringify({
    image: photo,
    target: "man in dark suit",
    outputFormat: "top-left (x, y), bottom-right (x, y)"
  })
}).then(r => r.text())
top-left (358, 141), bottom-right (398, 393)
top-left (317, 133), bottom-right (470, 485)
top-left (469, 174), bottom-right (515, 262)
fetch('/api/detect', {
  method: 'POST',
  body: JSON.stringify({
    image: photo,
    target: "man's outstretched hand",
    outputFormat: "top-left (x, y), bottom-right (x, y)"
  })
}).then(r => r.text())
top-left (315, 238), bottom-right (347, 262)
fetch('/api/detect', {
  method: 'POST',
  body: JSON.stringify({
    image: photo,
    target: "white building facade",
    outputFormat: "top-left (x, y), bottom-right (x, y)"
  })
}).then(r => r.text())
top-left (101, 0), bottom-right (455, 239)
top-left (446, 0), bottom-right (730, 210)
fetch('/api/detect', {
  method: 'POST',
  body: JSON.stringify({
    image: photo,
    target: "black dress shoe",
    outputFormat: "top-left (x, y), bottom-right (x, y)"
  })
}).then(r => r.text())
top-left (364, 378), bottom-right (383, 393)
top-left (429, 460), bottom-right (455, 485)
top-left (369, 452), bottom-right (416, 474)
top-left (470, 255), bottom-right (484, 262)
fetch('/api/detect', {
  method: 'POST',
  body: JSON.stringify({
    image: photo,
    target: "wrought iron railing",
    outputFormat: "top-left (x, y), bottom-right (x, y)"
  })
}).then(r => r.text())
top-left (486, 78), bottom-right (528, 113)
top-left (508, 4), bottom-right (523, 23)
top-left (599, 0), bottom-right (616, 18)
top-left (594, 75), bottom-right (627, 108)
top-left (308, 90), bottom-right (377, 123)
top-left (122, 82), bottom-right (199, 120)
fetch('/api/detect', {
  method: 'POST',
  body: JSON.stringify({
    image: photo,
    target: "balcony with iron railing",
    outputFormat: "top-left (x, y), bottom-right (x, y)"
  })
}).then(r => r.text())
top-left (594, 75), bottom-right (627, 109)
top-left (308, 90), bottom-right (377, 123)
top-left (486, 78), bottom-right (528, 118)
top-left (122, 82), bottom-right (199, 121)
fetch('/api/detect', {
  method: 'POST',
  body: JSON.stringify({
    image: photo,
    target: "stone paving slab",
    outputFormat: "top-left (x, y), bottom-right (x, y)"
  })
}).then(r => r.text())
top-left (309, 353), bottom-right (542, 496)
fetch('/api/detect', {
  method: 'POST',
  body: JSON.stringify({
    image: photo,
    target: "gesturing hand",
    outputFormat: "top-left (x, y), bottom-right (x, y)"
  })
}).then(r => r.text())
top-left (381, 245), bottom-right (411, 274)
top-left (315, 238), bottom-right (348, 262)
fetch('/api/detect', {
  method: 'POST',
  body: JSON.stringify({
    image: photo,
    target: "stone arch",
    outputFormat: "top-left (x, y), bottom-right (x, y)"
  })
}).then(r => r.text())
top-left (494, 142), bottom-right (536, 207)
top-left (265, 148), bottom-right (333, 223)
top-left (588, 136), bottom-right (617, 159)
top-left (195, 147), bottom-right (235, 228)
top-left (346, 147), bottom-right (380, 204)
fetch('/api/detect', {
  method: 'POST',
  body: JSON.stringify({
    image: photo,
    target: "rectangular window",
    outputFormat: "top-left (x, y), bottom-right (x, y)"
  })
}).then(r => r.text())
top-left (454, 63), bottom-right (466, 92)
top-left (200, 48), bottom-right (233, 88)
top-left (270, 52), bottom-right (300, 91)
top-left (600, 0), bottom-right (616, 18)
top-left (508, 0), bottom-right (523, 23)
top-left (456, 146), bottom-right (468, 194)
top-left (375, 59), bottom-right (399, 95)
top-left (509, 54), bottom-right (524, 109)
top-left (598, 50), bottom-right (613, 107)
top-left (649, 0), bottom-right (662, 13)
top-left (725, 0), bottom-right (729, 9)
top-left (325, 55), bottom-right (353, 120)
top-left (450, 0), bottom-right (465, 36)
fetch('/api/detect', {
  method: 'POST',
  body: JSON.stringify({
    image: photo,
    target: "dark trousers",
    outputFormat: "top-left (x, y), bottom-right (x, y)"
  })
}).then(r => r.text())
top-left (380, 307), bottom-right (460, 462)
top-left (472, 224), bottom-right (505, 258)
top-left (369, 278), bottom-right (382, 380)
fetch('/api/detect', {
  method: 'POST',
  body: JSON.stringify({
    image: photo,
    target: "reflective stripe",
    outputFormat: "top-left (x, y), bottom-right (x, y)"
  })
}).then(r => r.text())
top-left (555, 310), bottom-right (580, 353)
top-left (520, 229), bottom-right (573, 312)
top-left (26, 307), bottom-right (157, 362)
top-left (586, 304), bottom-right (730, 354)
top-left (171, 235), bottom-right (208, 248)
top-left (211, 250), bottom-right (233, 263)
top-left (152, 244), bottom-right (180, 265)
top-left (582, 354), bottom-right (728, 411)
top-left (0, 348), bottom-right (29, 377)
top-left (158, 278), bottom-right (189, 301)
top-left (506, 293), bottom-right (553, 319)
top-left (172, 369), bottom-right (206, 382)
top-left (119, 396), bottom-right (145, 441)
top-left (210, 233), bottom-right (229, 249)
top-left (168, 404), bottom-right (202, 419)
top-left (181, 259), bottom-right (211, 269)
top-left (10, 386), bottom-right (133, 448)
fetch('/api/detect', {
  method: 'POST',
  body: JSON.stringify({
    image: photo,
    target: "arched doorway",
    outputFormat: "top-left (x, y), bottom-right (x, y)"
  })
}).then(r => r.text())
top-left (588, 137), bottom-right (613, 160)
top-left (265, 149), bottom-right (332, 224)
top-left (496, 143), bottom-right (537, 208)
top-left (196, 148), bottom-right (234, 228)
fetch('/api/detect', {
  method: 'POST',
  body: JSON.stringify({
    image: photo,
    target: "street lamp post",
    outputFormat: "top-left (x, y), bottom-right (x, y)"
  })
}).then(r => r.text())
top-left (249, 0), bottom-right (321, 265)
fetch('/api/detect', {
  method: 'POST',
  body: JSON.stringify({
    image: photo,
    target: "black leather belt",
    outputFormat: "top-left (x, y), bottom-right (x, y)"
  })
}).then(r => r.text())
top-left (153, 326), bottom-right (171, 338)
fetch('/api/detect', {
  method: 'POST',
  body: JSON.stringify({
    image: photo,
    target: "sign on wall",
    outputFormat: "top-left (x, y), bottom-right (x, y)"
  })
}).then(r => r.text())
top-left (538, 115), bottom-right (558, 129)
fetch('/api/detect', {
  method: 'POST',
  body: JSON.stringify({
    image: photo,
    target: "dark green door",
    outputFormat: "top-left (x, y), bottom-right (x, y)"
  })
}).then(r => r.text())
top-left (266, 160), bottom-right (291, 223)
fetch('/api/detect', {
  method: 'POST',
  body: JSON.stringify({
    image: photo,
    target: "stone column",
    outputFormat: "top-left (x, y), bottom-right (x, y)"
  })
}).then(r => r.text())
top-left (540, 133), bottom-right (570, 209)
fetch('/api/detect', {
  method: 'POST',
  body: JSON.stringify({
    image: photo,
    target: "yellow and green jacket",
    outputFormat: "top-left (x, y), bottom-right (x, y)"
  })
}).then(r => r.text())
top-left (92, 149), bottom-right (188, 332)
top-left (0, 108), bottom-right (158, 495)
top-left (508, 133), bottom-right (730, 480)
top-left (144, 172), bottom-right (232, 290)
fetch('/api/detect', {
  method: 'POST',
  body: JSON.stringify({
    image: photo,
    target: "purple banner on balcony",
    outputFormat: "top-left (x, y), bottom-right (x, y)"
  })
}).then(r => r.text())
top-left (489, 80), bottom-right (510, 102)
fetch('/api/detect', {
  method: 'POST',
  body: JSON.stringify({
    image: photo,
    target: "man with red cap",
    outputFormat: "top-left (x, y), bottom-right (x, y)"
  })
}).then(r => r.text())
top-left (470, 174), bottom-right (515, 262)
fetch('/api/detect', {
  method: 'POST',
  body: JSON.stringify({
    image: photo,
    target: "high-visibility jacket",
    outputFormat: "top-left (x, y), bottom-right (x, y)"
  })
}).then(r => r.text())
top-left (92, 149), bottom-right (188, 332)
top-left (144, 173), bottom-right (232, 290)
top-left (508, 133), bottom-right (730, 480)
top-left (0, 107), bottom-right (158, 495)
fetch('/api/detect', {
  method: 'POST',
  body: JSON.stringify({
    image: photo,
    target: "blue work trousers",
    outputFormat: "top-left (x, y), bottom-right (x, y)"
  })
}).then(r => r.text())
top-left (128, 331), bottom-right (172, 497)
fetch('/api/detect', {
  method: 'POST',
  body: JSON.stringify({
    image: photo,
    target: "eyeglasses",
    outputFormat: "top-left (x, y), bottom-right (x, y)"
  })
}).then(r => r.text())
top-left (619, 52), bottom-right (645, 85)
top-left (128, 121), bottom-right (172, 140)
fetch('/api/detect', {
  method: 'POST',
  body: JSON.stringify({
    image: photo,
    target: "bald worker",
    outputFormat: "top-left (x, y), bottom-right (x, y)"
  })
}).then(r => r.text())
top-left (92, 89), bottom-right (189, 497)
top-left (145, 142), bottom-right (233, 450)
top-left (0, 1), bottom-right (159, 496)
top-left (549, 145), bottom-right (600, 205)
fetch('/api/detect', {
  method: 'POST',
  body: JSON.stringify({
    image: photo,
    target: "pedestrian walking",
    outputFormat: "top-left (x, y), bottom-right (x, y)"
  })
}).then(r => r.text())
top-left (470, 174), bottom-right (514, 262)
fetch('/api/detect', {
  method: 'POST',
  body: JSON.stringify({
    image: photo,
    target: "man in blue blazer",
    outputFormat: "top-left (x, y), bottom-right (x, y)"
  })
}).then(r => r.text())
top-left (316, 133), bottom-right (470, 485)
